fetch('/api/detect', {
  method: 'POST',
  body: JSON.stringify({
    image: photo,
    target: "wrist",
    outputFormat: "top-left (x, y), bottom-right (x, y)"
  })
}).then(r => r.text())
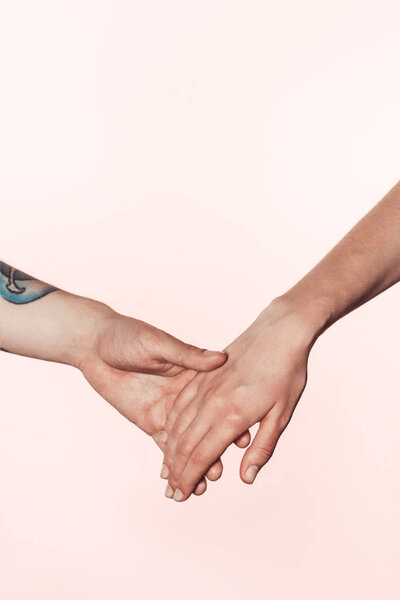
top-left (257, 292), bottom-right (332, 351)
top-left (28, 291), bottom-right (116, 370)
top-left (0, 278), bottom-right (116, 368)
top-left (63, 295), bottom-right (116, 370)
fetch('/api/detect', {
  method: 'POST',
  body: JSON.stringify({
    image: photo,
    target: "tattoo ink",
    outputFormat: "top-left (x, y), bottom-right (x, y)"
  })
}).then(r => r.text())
top-left (0, 261), bottom-right (58, 304)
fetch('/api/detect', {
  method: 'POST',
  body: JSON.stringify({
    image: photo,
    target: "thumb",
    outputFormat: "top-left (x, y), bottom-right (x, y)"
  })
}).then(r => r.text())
top-left (239, 412), bottom-right (286, 485)
top-left (163, 334), bottom-right (227, 371)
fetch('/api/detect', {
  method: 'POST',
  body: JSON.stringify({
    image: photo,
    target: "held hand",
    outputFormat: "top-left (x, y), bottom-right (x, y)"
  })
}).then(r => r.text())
top-left (79, 309), bottom-right (228, 495)
top-left (162, 298), bottom-right (316, 502)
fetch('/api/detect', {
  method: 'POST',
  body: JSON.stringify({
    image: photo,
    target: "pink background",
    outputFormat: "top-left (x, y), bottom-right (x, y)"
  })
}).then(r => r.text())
top-left (1, 1), bottom-right (400, 598)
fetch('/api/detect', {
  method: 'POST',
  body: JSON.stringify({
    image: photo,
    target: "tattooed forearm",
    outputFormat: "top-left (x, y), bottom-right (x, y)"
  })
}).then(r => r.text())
top-left (0, 261), bottom-right (58, 304)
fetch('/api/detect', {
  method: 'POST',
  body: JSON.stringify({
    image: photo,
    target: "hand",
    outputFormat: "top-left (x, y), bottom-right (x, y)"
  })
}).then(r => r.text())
top-left (79, 309), bottom-right (228, 495)
top-left (161, 297), bottom-right (317, 501)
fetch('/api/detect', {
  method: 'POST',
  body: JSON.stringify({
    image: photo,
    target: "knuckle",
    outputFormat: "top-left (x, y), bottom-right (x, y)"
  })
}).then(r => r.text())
top-left (204, 393), bottom-right (217, 407)
top-left (172, 342), bottom-right (194, 366)
top-left (182, 343), bottom-right (196, 357)
top-left (176, 438), bottom-right (192, 457)
top-left (140, 327), bottom-right (159, 352)
top-left (171, 419), bottom-right (186, 438)
top-left (225, 404), bottom-right (244, 428)
top-left (191, 448), bottom-right (209, 469)
top-left (204, 387), bottom-right (225, 407)
top-left (254, 440), bottom-right (275, 461)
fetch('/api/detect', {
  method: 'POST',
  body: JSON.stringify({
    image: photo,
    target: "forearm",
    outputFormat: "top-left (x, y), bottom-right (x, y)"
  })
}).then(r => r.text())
top-left (161, 180), bottom-right (400, 499)
top-left (0, 262), bottom-right (112, 368)
top-left (274, 181), bottom-right (400, 343)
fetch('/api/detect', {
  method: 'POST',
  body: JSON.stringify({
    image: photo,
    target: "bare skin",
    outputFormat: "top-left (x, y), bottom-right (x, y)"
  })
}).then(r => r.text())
top-left (0, 266), bottom-right (229, 495)
top-left (162, 180), bottom-right (400, 502)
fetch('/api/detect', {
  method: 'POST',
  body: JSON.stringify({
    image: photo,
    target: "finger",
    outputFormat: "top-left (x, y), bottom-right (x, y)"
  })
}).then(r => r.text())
top-left (206, 458), bottom-right (223, 481)
top-left (162, 393), bottom-right (200, 473)
top-left (156, 430), bottom-right (212, 487)
top-left (169, 425), bottom-right (244, 502)
top-left (193, 478), bottom-right (207, 496)
top-left (164, 475), bottom-right (207, 499)
top-left (166, 417), bottom-right (211, 491)
top-left (164, 376), bottom-right (200, 437)
top-left (240, 411), bottom-right (287, 485)
top-left (157, 426), bottom-right (219, 481)
top-left (152, 430), bottom-right (169, 451)
top-left (161, 376), bottom-right (221, 482)
top-left (234, 430), bottom-right (251, 448)
top-left (162, 333), bottom-right (227, 371)
top-left (161, 454), bottom-right (223, 482)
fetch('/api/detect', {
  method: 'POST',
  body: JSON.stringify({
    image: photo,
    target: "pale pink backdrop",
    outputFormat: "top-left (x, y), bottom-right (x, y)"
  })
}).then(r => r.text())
top-left (1, 1), bottom-right (399, 599)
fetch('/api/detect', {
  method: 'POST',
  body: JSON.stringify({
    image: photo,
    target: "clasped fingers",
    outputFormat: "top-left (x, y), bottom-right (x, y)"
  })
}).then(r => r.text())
top-left (163, 395), bottom-right (252, 502)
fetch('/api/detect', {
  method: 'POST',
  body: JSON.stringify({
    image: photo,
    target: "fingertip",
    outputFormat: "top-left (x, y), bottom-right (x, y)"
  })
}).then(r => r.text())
top-left (206, 459), bottom-right (223, 481)
top-left (194, 478), bottom-right (207, 496)
top-left (173, 488), bottom-right (190, 502)
top-left (239, 449), bottom-right (258, 483)
top-left (234, 430), bottom-right (251, 448)
top-left (160, 463), bottom-right (169, 479)
top-left (152, 430), bottom-right (168, 450)
top-left (198, 350), bottom-right (227, 370)
top-left (203, 350), bottom-right (227, 358)
top-left (166, 337), bottom-right (226, 371)
top-left (241, 464), bottom-right (260, 485)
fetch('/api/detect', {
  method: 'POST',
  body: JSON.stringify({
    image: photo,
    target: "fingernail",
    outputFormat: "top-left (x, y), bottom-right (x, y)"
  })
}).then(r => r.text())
top-left (245, 466), bottom-right (259, 484)
top-left (165, 484), bottom-right (174, 499)
top-left (173, 488), bottom-right (184, 502)
top-left (203, 350), bottom-right (225, 356)
top-left (160, 464), bottom-right (169, 479)
top-left (160, 431), bottom-right (168, 444)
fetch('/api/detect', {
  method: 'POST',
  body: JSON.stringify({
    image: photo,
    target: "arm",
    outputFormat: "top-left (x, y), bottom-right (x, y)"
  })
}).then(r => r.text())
top-left (0, 261), bottom-right (227, 494)
top-left (0, 262), bottom-right (106, 366)
top-left (162, 180), bottom-right (400, 502)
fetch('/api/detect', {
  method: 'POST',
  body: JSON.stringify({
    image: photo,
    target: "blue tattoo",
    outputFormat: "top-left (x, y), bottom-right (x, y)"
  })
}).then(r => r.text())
top-left (0, 262), bottom-right (58, 304)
